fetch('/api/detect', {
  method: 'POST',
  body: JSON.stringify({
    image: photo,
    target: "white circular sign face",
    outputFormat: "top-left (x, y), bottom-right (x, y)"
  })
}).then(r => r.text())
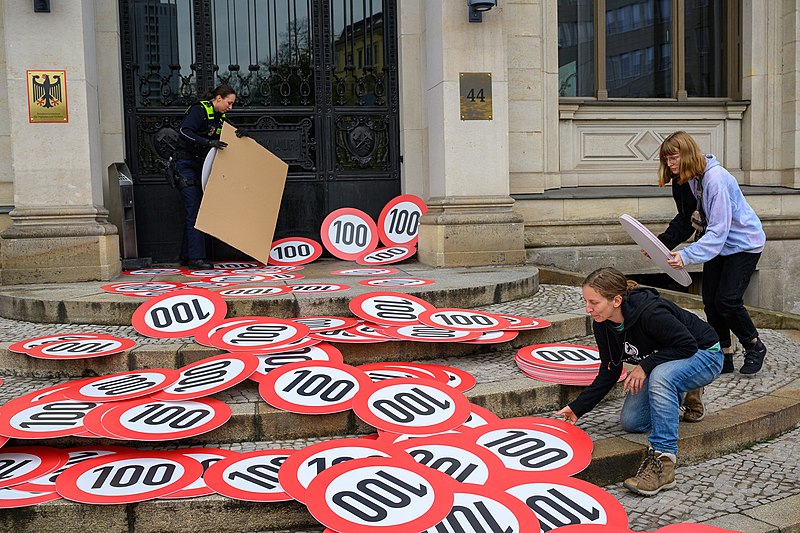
top-left (55, 452), bottom-right (203, 504)
top-left (160, 448), bottom-right (240, 499)
top-left (331, 268), bottom-right (400, 276)
top-left (422, 485), bottom-right (540, 533)
top-left (619, 213), bottom-right (692, 287)
top-left (101, 281), bottom-right (181, 294)
top-left (14, 447), bottom-right (127, 492)
top-left (292, 316), bottom-right (360, 332)
top-left (289, 284), bottom-right (350, 293)
top-left (0, 400), bottom-right (99, 439)
top-left (203, 450), bottom-right (293, 502)
top-left (359, 277), bottom-right (435, 287)
top-left (401, 437), bottom-right (505, 485)
top-left (207, 274), bottom-right (267, 283)
top-left (27, 337), bottom-right (136, 360)
top-left (0, 447), bottom-right (68, 489)
top-left (349, 292), bottom-right (435, 325)
top-left (131, 289), bottom-right (227, 338)
top-left (269, 237), bottom-right (323, 266)
top-left (215, 286), bottom-right (292, 297)
top-left (214, 262), bottom-right (262, 269)
top-left (309, 327), bottom-right (385, 344)
top-left (418, 308), bottom-right (512, 332)
top-left (277, 438), bottom-right (397, 503)
top-left (249, 343), bottom-right (344, 381)
top-left (123, 268), bottom-right (183, 276)
top-left (7, 334), bottom-right (102, 354)
top-left (149, 353), bottom-right (259, 401)
top-left (379, 324), bottom-right (483, 343)
top-left (503, 476), bottom-right (629, 533)
top-left (207, 318), bottom-right (310, 352)
top-left (306, 457), bottom-right (453, 532)
top-left (352, 379), bottom-right (471, 434)
top-left (516, 344), bottom-right (601, 370)
top-left (377, 195), bottom-right (427, 246)
top-left (320, 208), bottom-right (379, 260)
top-left (64, 369), bottom-right (180, 403)
top-left (258, 362), bottom-right (371, 414)
top-left (201, 146), bottom-right (217, 191)
top-left (356, 245), bottom-right (416, 265)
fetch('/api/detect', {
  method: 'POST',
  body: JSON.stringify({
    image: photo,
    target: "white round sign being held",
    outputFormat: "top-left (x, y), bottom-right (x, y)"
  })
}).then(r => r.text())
top-left (377, 194), bottom-right (427, 247)
top-left (131, 289), bottom-right (227, 339)
top-left (320, 208), bottom-right (379, 261)
top-left (200, 146), bottom-right (217, 191)
top-left (619, 213), bottom-right (692, 287)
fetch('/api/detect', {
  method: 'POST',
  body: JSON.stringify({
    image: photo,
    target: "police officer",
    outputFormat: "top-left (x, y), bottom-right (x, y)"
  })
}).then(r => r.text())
top-left (174, 84), bottom-right (236, 269)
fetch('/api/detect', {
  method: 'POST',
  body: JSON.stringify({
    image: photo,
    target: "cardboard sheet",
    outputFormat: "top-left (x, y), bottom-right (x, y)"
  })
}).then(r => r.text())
top-left (196, 123), bottom-right (288, 264)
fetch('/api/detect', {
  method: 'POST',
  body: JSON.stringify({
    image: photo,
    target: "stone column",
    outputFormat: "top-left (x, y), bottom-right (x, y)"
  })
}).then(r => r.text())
top-left (416, 0), bottom-right (525, 267)
top-left (0, 0), bottom-right (120, 284)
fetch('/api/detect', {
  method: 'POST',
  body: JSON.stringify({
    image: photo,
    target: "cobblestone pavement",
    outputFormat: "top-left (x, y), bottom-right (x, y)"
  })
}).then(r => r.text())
top-left (1, 282), bottom-right (798, 532)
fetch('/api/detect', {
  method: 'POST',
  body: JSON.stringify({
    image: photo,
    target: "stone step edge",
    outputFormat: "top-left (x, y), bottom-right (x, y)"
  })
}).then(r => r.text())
top-left (0, 311), bottom-right (591, 378)
top-left (0, 269), bottom-right (540, 326)
top-left (4, 378), bottom-right (799, 533)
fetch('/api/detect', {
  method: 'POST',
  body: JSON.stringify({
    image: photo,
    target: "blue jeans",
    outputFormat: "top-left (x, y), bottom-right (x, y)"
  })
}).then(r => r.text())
top-left (619, 348), bottom-right (723, 455)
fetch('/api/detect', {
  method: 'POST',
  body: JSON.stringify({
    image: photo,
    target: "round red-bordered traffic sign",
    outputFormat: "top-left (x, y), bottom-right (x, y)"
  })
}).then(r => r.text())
top-left (0, 399), bottom-right (100, 439)
top-left (463, 330), bottom-right (520, 345)
top-left (516, 344), bottom-right (601, 370)
top-left (183, 269), bottom-right (228, 278)
top-left (377, 194), bottom-right (427, 247)
top-left (352, 378), bottom-right (471, 435)
top-left (131, 289), bottom-right (227, 339)
top-left (0, 447), bottom-right (69, 489)
top-left (269, 237), bottom-right (323, 266)
top-left (461, 403), bottom-right (501, 429)
top-left (203, 449), bottom-right (294, 502)
top-left (305, 456), bottom-right (454, 533)
top-left (55, 451), bottom-right (203, 504)
top-left (418, 308), bottom-right (512, 332)
top-left (309, 327), bottom-right (386, 344)
top-left (320, 208), bottom-right (379, 261)
top-left (25, 336), bottom-right (137, 360)
top-left (349, 292), bottom-right (435, 326)
top-left (288, 283), bottom-right (350, 293)
top-left (347, 324), bottom-right (394, 341)
top-left (63, 369), bottom-right (180, 403)
top-left (470, 418), bottom-right (593, 477)
top-left (214, 285), bottom-right (293, 298)
top-left (378, 324), bottom-right (483, 343)
top-left (331, 268), bottom-right (400, 276)
top-left (502, 474), bottom-right (629, 532)
top-left (149, 352), bottom-right (260, 401)
top-left (83, 397), bottom-right (231, 441)
top-left (213, 261), bottom-right (262, 269)
top-left (499, 314), bottom-right (552, 331)
top-left (400, 433), bottom-right (507, 485)
top-left (100, 281), bottom-right (182, 294)
top-left (356, 245), bottom-right (416, 266)
top-left (258, 361), bottom-right (371, 414)
top-left (437, 365), bottom-right (477, 392)
top-left (207, 274), bottom-right (267, 283)
top-left (249, 343), bottom-right (344, 382)
top-left (193, 317), bottom-right (260, 347)
top-left (278, 437), bottom-right (402, 503)
top-left (12, 446), bottom-right (129, 493)
top-left (423, 483), bottom-right (541, 533)
top-left (205, 317), bottom-right (310, 352)
top-left (0, 380), bottom-right (93, 411)
top-left (0, 486), bottom-right (61, 508)
top-left (183, 281), bottom-right (233, 290)
top-left (376, 363), bottom-right (451, 384)
top-left (123, 268), bottom-right (183, 276)
top-left (359, 277), bottom-right (435, 288)
top-left (356, 362), bottom-right (434, 382)
top-left (7, 334), bottom-right (105, 355)
top-left (160, 447), bottom-right (241, 499)
top-left (292, 316), bottom-right (360, 332)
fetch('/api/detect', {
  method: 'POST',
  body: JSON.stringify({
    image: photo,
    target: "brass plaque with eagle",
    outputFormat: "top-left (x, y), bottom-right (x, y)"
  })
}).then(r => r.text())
top-left (27, 70), bottom-right (68, 123)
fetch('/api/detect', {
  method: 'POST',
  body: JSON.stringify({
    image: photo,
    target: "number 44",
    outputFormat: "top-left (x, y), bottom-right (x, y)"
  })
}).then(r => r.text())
top-left (466, 88), bottom-right (485, 102)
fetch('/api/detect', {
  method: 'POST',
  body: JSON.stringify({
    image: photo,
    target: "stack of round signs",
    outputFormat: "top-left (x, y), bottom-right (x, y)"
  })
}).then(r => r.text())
top-left (515, 343), bottom-right (627, 386)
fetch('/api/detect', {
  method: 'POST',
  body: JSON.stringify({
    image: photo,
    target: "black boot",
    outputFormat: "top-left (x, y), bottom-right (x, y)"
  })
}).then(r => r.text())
top-left (740, 339), bottom-right (767, 375)
top-left (721, 353), bottom-right (734, 374)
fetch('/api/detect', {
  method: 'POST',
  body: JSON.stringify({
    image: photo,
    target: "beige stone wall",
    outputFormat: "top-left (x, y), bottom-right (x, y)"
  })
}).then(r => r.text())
top-left (0, 2), bottom-right (11, 206)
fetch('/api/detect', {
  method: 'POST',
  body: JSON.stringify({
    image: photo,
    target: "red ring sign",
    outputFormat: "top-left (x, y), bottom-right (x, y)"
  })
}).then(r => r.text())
top-left (349, 292), bottom-right (435, 325)
top-left (269, 237), bottom-right (323, 266)
top-left (320, 208), bottom-right (379, 260)
top-left (100, 281), bottom-right (181, 294)
top-left (63, 369), bottom-right (180, 403)
top-left (214, 286), bottom-right (293, 298)
top-left (258, 361), bottom-right (371, 414)
top-left (123, 268), bottom-right (183, 276)
top-left (331, 268), bottom-right (400, 276)
top-left (463, 330), bottom-right (520, 345)
top-left (378, 324), bottom-right (483, 343)
top-left (149, 353), bottom-right (260, 401)
top-left (13, 446), bottom-right (129, 492)
top-left (305, 456), bottom-right (454, 533)
top-left (8, 333), bottom-right (105, 354)
top-left (132, 289), bottom-right (227, 339)
top-left (0, 486), bottom-right (61, 508)
top-left (0, 447), bottom-right (69, 489)
top-left (461, 404), bottom-right (501, 429)
top-left (206, 318), bottom-right (310, 352)
top-left (55, 451), bottom-right (203, 504)
top-left (26, 336), bottom-right (136, 360)
top-left (356, 245), bottom-right (416, 266)
top-left (400, 434), bottom-right (507, 485)
top-left (289, 284), bottom-right (350, 293)
top-left (352, 378), bottom-right (471, 435)
top-left (203, 449), bottom-right (294, 502)
top-left (0, 399), bottom-right (100, 439)
top-left (213, 262), bottom-right (262, 269)
top-left (516, 344), bottom-right (601, 370)
top-left (292, 316), bottom-right (360, 332)
top-left (357, 363), bottom-right (433, 382)
top-left (277, 438), bottom-right (399, 503)
top-left (359, 277), bottom-right (435, 287)
top-left (249, 343), bottom-right (344, 382)
top-left (309, 327), bottom-right (385, 344)
top-left (83, 397), bottom-right (231, 441)
top-left (160, 448), bottom-right (241, 499)
top-left (193, 317), bottom-right (260, 347)
top-left (499, 314), bottom-right (553, 331)
top-left (377, 194), bottom-right (427, 247)
top-left (418, 308), bottom-right (512, 332)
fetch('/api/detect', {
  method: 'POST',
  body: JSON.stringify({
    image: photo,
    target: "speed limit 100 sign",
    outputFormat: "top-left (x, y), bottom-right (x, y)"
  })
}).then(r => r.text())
top-left (131, 289), bottom-right (227, 338)
top-left (320, 208), bottom-right (379, 261)
top-left (377, 194), bottom-right (427, 247)
top-left (269, 237), bottom-right (323, 266)
top-left (349, 292), bottom-right (434, 325)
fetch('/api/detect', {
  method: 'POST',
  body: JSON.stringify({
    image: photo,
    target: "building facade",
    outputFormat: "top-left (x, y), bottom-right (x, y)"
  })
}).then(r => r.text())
top-left (1, 0), bottom-right (798, 312)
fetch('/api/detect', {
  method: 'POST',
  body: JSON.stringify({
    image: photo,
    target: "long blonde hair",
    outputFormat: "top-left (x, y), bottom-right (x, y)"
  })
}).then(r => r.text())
top-left (658, 131), bottom-right (707, 187)
top-left (582, 267), bottom-right (638, 300)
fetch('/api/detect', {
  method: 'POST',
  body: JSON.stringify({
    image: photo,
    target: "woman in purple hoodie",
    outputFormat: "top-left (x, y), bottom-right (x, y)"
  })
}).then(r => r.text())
top-left (656, 132), bottom-right (767, 414)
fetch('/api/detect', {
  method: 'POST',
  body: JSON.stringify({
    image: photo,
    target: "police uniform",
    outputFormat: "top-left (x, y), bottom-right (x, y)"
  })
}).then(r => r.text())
top-left (175, 100), bottom-right (226, 262)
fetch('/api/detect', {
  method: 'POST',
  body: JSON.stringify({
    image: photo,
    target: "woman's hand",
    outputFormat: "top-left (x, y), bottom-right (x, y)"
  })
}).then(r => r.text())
top-left (623, 365), bottom-right (647, 395)
top-left (555, 406), bottom-right (578, 424)
top-left (666, 251), bottom-right (684, 269)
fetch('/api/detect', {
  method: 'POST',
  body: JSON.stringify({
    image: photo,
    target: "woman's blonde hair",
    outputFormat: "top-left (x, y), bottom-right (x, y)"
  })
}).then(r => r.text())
top-left (658, 131), bottom-right (707, 186)
top-left (582, 267), bottom-right (638, 301)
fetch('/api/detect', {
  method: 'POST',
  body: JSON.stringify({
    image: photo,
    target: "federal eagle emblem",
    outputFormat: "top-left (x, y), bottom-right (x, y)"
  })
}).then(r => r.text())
top-left (31, 73), bottom-right (63, 108)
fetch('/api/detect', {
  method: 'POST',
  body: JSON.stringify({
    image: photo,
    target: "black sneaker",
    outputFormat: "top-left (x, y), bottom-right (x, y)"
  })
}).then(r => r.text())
top-left (721, 353), bottom-right (734, 374)
top-left (740, 339), bottom-right (767, 374)
top-left (186, 258), bottom-right (213, 269)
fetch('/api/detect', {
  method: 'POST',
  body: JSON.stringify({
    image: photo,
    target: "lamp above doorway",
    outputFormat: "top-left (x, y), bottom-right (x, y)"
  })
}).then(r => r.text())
top-left (34, 0), bottom-right (50, 13)
top-left (468, 0), bottom-right (497, 23)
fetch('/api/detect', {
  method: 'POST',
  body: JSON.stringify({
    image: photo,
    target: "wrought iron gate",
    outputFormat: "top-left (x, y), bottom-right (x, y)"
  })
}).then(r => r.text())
top-left (119, 0), bottom-right (400, 261)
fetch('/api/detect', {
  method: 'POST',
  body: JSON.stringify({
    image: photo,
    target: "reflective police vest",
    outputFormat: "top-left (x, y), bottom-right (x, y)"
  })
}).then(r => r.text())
top-left (197, 100), bottom-right (226, 136)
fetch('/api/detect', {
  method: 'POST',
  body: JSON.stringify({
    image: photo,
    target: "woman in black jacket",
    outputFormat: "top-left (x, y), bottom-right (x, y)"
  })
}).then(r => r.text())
top-left (556, 267), bottom-right (722, 496)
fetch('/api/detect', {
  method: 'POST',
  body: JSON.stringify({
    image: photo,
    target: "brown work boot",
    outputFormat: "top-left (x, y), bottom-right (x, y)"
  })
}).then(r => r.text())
top-left (682, 387), bottom-right (705, 422)
top-left (623, 448), bottom-right (676, 496)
